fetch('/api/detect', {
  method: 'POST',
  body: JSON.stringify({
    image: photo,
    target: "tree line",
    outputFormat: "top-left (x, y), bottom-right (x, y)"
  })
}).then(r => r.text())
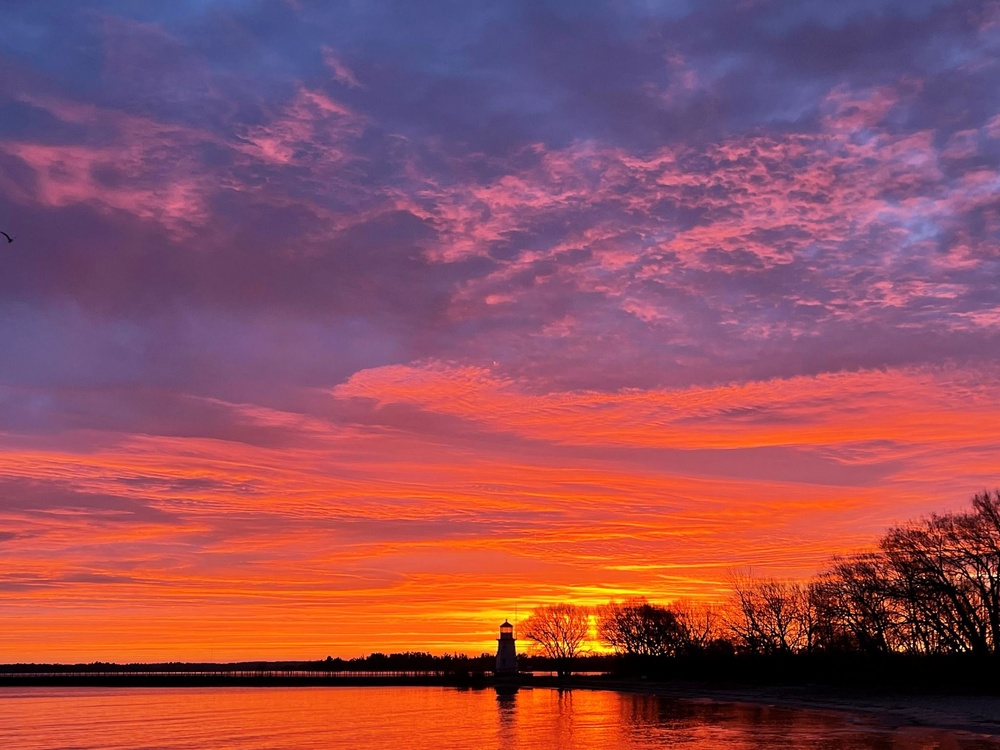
top-left (520, 490), bottom-right (1000, 676)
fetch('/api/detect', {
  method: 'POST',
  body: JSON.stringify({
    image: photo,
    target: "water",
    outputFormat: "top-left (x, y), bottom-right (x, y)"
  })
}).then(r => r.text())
top-left (0, 686), bottom-right (997, 750)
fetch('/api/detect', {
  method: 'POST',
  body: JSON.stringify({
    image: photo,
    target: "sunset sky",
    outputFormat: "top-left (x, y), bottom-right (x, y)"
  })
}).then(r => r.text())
top-left (1, 0), bottom-right (999, 662)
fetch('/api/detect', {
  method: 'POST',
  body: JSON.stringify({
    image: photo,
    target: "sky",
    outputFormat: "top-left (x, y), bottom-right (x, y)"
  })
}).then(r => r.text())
top-left (0, 0), bottom-right (999, 662)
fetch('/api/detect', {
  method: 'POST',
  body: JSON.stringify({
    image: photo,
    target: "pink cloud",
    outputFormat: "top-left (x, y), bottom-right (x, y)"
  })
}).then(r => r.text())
top-left (0, 81), bottom-right (368, 243)
top-left (941, 129), bottom-right (981, 160)
top-left (322, 47), bottom-right (363, 88)
top-left (238, 85), bottom-right (361, 165)
top-left (820, 84), bottom-right (906, 132)
top-left (383, 81), bottom-right (998, 348)
top-left (1, 140), bottom-right (211, 234)
top-left (986, 114), bottom-right (1000, 139)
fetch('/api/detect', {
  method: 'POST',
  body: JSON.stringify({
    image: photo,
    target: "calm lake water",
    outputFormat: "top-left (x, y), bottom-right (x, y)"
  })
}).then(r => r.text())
top-left (0, 686), bottom-right (997, 750)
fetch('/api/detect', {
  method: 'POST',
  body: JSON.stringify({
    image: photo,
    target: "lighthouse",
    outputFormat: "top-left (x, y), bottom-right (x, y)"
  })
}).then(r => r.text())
top-left (495, 620), bottom-right (518, 675)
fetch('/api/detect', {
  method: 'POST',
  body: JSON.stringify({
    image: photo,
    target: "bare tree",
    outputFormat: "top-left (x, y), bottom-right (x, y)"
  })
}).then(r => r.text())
top-left (726, 571), bottom-right (810, 654)
top-left (673, 599), bottom-right (721, 651)
top-left (596, 598), bottom-right (688, 657)
top-left (881, 490), bottom-right (1000, 655)
top-left (812, 553), bottom-right (900, 655)
top-left (960, 490), bottom-right (1000, 651)
top-left (521, 603), bottom-right (591, 677)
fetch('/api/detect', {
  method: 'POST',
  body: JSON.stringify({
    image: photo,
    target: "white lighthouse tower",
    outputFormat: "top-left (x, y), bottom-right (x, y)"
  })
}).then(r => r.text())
top-left (495, 620), bottom-right (518, 675)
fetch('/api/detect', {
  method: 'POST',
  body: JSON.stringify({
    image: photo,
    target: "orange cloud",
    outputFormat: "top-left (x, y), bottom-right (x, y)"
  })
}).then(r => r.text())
top-left (3, 362), bottom-right (994, 660)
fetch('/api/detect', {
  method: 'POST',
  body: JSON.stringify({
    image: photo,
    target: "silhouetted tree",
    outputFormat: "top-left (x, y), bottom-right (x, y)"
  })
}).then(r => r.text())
top-left (596, 598), bottom-right (688, 657)
top-left (521, 603), bottom-right (590, 677)
top-left (881, 490), bottom-right (1000, 655)
top-left (673, 599), bottom-right (722, 652)
top-left (726, 572), bottom-right (810, 654)
top-left (812, 553), bottom-right (900, 655)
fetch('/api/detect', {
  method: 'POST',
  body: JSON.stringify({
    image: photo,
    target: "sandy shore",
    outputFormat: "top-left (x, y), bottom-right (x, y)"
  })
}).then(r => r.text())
top-left (608, 682), bottom-right (1000, 738)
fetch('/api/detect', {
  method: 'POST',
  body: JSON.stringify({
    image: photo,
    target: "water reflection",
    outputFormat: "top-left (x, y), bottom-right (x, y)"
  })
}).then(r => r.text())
top-left (495, 685), bottom-right (518, 750)
top-left (495, 686), bottom-right (518, 722)
top-left (0, 687), bottom-right (997, 750)
top-left (615, 695), bottom-right (996, 750)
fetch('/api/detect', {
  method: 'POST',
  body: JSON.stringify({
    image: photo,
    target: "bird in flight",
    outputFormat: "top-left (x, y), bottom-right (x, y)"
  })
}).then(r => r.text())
top-left (0, 231), bottom-right (12, 243)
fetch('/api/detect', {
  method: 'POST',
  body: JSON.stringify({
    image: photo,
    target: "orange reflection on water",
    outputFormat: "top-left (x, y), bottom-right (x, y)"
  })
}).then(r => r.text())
top-left (0, 687), bottom-right (995, 750)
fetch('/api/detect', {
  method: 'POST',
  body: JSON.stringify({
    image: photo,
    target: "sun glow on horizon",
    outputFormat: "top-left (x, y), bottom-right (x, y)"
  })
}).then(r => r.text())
top-left (2, 362), bottom-right (997, 661)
